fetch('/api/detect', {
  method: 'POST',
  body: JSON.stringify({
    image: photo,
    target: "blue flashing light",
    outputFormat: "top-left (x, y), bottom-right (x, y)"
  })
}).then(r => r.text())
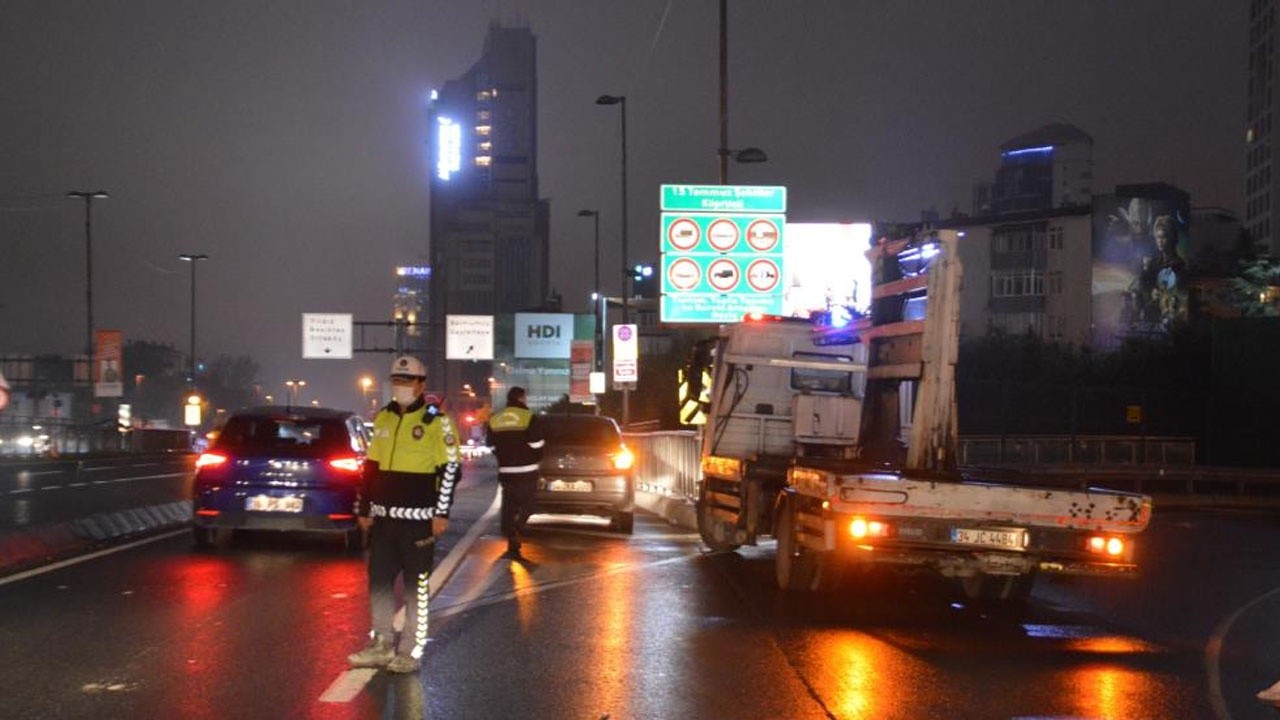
top-left (1001, 145), bottom-right (1054, 158)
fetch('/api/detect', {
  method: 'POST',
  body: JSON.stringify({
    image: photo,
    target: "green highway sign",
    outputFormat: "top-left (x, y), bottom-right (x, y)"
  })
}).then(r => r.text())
top-left (659, 185), bottom-right (787, 324)
top-left (661, 184), bottom-right (787, 214)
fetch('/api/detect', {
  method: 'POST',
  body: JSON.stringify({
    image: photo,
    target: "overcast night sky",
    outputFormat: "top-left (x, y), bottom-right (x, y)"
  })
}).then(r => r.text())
top-left (0, 1), bottom-right (1247, 410)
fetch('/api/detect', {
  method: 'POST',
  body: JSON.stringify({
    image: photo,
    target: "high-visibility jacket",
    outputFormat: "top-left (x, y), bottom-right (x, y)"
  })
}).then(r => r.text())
top-left (360, 397), bottom-right (460, 520)
top-left (486, 404), bottom-right (544, 476)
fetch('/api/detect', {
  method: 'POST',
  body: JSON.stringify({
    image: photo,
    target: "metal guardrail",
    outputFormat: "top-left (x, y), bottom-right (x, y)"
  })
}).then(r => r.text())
top-left (623, 430), bottom-right (701, 503)
top-left (959, 435), bottom-right (1197, 466)
top-left (0, 418), bottom-right (193, 457)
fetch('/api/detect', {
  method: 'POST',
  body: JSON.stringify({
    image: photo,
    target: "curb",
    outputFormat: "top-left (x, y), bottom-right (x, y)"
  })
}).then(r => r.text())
top-left (0, 500), bottom-right (192, 577)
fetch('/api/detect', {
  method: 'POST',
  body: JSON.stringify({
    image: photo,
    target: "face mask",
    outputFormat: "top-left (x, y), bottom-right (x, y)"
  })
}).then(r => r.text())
top-left (392, 386), bottom-right (419, 406)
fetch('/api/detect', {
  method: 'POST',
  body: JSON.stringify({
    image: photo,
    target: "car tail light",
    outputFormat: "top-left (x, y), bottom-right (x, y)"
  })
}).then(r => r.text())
top-left (195, 509), bottom-right (220, 517)
top-left (328, 455), bottom-right (363, 473)
top-left (612, 445), bottom-right (635, 471)
top-left (195, 452), bottom-right (228, 469)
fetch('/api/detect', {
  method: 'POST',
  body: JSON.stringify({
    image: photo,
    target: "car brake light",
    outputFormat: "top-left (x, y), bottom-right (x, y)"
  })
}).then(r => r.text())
top-left (328, 456), bottom-right (363, 473)
top-left (195, 452), bottom-right (228, 469)
top-left (613, 445), bottom-right (635, 471)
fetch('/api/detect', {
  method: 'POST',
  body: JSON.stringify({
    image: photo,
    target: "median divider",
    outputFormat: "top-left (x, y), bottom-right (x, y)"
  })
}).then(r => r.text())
top-left (0, 500), bottom-right (192, 578)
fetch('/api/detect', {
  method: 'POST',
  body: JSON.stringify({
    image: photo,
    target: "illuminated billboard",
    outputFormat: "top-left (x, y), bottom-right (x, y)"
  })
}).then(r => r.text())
top-left (1091, 194), bottom-right (1191, 346)
top-left (782, 223), bottom-right (873, 319)
top-left (436, 116), bottom-right (462, 181)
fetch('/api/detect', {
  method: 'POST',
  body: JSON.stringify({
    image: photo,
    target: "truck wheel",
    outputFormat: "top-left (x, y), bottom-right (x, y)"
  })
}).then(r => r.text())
top-left (697, 497), bottom-right (740, 553)
top-left (775, 495), bottom-right (819, 592)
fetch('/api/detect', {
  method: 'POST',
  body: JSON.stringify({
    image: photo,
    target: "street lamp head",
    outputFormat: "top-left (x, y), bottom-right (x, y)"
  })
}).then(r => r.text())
top-left (179, 253), bottom-right (210, 262)
top-left (595, 94), bottom-right (624, 106)
top-left (67, 190), bottom-right (109, 199)
top-left (719, 147), bottom-right (769, 163)
top-left (577, 209), bottom-right (598, 217)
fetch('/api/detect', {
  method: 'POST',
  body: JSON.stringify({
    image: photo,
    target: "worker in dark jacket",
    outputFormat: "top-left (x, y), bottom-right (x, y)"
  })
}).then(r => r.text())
top-left (486, 386), bottom-right (544, 558)
top-left (347, 355), bottom-right (460, 674)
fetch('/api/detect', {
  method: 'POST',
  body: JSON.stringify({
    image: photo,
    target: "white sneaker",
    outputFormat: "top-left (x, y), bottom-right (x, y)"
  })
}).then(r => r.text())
top-left (347, 636), bottom-right (394, 668)
top-left (385, 654), bottom-right (420, 674)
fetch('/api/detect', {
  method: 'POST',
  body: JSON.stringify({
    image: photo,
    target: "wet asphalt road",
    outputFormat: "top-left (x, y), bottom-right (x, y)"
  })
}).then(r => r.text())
top-left (2, 455), bottom-right (1280, 718)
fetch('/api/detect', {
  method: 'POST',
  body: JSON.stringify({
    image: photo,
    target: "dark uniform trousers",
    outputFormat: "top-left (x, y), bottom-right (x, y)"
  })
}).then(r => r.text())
top-left (367, 518), bottom-right (436, 652)
top-left (500, 470), bottom-right (538, 540)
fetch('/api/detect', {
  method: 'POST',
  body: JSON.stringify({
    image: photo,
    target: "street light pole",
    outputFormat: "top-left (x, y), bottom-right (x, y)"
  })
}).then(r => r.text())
top-left (178, 253), bottom-right (209, 385)
top-left (719, 0), bottom-right (729, 185)
top-left (577, 209), bottom-right (602, 372)
top-left (595, 94), bottom-right (630, 426)
top-left (67, 190), bottom-right (108, 390)
top-left (285, 379), bottom-right (306, 407)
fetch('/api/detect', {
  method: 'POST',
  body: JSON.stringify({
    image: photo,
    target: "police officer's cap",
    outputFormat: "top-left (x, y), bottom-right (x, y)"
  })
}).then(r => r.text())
top-left (389, 355), bottom-right (427, 380)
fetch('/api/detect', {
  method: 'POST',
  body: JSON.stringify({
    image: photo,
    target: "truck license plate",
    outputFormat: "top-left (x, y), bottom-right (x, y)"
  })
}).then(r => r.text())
top-left (246, 495), bottom-right (303, 513)
top-left (951, 527), bottom-right (1026, 549)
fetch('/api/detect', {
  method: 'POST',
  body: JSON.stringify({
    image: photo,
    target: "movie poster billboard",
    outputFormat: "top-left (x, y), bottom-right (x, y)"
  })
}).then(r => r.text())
top-left (1091, 195), bottom-right (1190, 346)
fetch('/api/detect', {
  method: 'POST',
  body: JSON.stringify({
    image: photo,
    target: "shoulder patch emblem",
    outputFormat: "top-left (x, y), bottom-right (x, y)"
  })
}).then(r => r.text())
top-left (412, 425), bottom-right (425, 440)
top-left (443, 434), bottom-right (456, 446)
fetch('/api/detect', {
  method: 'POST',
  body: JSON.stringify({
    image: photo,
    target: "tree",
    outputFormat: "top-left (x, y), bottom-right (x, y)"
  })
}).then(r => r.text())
top-left (1219, 255), bottom-right (1280, 317)
top-left (201, 354), bottom-right (261, 414)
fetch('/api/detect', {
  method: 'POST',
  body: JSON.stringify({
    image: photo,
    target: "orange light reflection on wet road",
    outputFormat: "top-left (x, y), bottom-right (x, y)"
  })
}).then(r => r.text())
top-left (591, 548), bottom-right (633, 719)
top-left (824, 633), bottom-right (887, 719)
top-left (508, 557), bottom-right (539, 633)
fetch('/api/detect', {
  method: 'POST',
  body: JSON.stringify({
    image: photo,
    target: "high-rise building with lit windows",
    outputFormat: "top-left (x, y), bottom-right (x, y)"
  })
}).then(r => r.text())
top-left (1246, 0), bottom-right (1277, 256)
top-left (392, 265), bottom-right (430, 356)
top-left (426, 21), bottom-right (550, 400)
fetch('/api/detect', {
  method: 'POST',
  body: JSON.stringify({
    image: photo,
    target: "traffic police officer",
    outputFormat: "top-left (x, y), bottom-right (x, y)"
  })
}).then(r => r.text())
top-left (487, 386), bottom-right (544, 558)
top-left (347, 355), bottom-right (460, 673)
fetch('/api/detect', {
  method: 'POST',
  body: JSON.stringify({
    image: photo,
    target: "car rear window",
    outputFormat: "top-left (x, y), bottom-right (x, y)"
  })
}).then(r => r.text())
top-left (539, 418), bottom-right (620, 446)
top-left (215, 415), bottom-right (356, 456)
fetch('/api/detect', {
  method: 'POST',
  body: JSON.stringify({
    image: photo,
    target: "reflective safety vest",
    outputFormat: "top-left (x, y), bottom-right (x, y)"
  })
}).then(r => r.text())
top-left (487, 405), bottom-right (544, 475)
top-left (362, 400), bottom-right (461, 519)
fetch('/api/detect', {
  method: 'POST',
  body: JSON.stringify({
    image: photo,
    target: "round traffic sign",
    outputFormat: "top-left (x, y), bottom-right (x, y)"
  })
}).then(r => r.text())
top-left (745, 219), bottom-right (780, 252)
top-left (667, 257), bottom-right (701, 291)
top-left (707, 218), bottom-right (740, 252)
top-left (745, 258), bottom-right (780, 292)
top-left (616, 325), bottom-right (633, 341)
top-left (707, 258), bottom-right (740, 292)
top-left (666, 218), bottom-right (700, 251)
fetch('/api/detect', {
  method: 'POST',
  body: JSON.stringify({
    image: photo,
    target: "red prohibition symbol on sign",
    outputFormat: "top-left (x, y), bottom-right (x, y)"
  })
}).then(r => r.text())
top-left (707, 258), bottom-right (740, 292)
top-left (745, 258), bottom-right (780, 292)
top-left (745, 219), bottom-right (780, 252)
top-left (667, 257), bottom-right (701, 291)
top-left (706, 218), bottom-right (740, 252)
top-left (667, 218), bottom-right (700, 251)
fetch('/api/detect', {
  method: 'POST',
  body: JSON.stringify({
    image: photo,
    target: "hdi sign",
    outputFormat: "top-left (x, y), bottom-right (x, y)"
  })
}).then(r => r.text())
top-left (514, 313), bottom-right (573, 359)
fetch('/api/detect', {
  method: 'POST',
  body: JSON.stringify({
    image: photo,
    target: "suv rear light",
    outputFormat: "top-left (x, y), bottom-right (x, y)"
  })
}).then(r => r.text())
top-left (328, 456), bottom-right (363, 473)
top-left (612, 445), bottom-right (635, 471)
top-left (195, 452), bottom-right (228, 469)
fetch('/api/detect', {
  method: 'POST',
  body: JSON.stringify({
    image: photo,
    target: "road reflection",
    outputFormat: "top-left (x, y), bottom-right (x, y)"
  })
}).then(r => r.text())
top-left (587, 545), bottom-right (633, 720)
top-left (166, 554), bottom-right (235, 720)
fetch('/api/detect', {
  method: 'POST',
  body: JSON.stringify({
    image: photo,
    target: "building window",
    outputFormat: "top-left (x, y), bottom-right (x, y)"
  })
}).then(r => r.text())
top-left (475, 125), bottom-right (491, 137)
top-left (1048, 226), bottom-right (1064, 250)
top-left (991, 270), bottom-right (1045, 298)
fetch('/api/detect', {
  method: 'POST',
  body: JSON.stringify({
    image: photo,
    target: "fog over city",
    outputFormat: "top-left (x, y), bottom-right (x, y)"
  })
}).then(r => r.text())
top-left (0, 0), bottom-right (1244, 407)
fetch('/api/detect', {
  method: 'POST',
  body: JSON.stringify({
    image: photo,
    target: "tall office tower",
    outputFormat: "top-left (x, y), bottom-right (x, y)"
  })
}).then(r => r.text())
top-left (392, 265), bottom-right (431, 356)
top-left (1246, 0), bottom-right (1277, 256)
top-left (990, 123), bottom-right (1094, 214)
top-left (427, 21), bottom-right (551, 400)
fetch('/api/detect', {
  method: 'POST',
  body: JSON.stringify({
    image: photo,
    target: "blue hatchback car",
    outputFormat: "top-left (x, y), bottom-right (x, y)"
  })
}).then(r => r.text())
top-left (191, 406), bottom-right (369, 550)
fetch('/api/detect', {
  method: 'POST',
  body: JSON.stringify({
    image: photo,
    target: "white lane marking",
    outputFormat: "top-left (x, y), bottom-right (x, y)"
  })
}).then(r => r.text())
top-left (7, 489), bottom-right (34, 495)
top-left (1206, 582), bottom-right (1280, 719)
top-left (82, 466), bottom-right (115, 472)
top-left (320, 489), bottom-right (503, 704)
top-left (90, 473), bottom-right (184, 486)
top-left (319, 669), bottom-right (378, 703)
top-left (41, 485), bottom-right (63, 491)
top-left (29, 470), bottom-right (62, 477)
top-left (68, 482), bottom-right (89, 488)
top-left (0, 529), bottom-right (187, 588)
